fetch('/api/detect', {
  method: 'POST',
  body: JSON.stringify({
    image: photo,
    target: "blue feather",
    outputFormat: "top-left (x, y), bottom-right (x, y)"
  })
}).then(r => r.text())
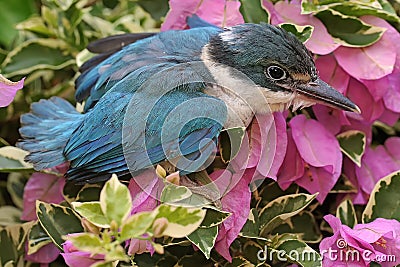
top-left (17, 97), bottom-right (83, 170)
top-left (20, 26), bottom-right (227, 183)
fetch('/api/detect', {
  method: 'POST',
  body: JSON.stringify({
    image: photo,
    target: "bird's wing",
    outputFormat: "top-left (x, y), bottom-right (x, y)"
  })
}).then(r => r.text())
top-left (75, 26), bottom-right (222, 111)
top-left (64, 87), bottom-right (227, 183)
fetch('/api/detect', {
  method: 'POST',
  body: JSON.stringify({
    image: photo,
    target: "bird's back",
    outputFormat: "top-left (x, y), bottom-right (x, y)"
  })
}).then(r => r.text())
top-left (76, 26), bottom-right (222, 111)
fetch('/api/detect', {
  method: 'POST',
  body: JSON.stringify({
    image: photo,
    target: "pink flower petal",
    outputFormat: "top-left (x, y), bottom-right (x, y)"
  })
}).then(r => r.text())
top-left (229, 113), bottom-right (282, 180)
top-left (361, 76), bottom-right (391, 101)
top-left (341, 116), bottom-right (373, 145)
top-left (128, 238), bottom-right (154, 255)
top-left (277, 129), bottom-right (304, 190)
top-left (315, 54), bottom-right (350, 94)
top-left (266, 112), bottom-right (288, 180)
top-left (362, 16), bottom-right (400, 73)
top-left (161, 0), bottom-right (243, 31)
top-left (25, 242), bottom-right (60, 264)
top-left (343, 158), bottom-right (369, 205)
top-left (289, 115), bottom-right (342, 173)
top-left (62, 252), bottom-right (104, 267)
top-left (214, 169), bottom-right (254, 262)
top-left (267, 0), bottom-right (340, 55)
top-left (335, 44), bottom-right (395, 80)
top-left (335, 16), bottom-right (398, 80)
top-left (249, 113), bottom-right (276, 177)
top-left (321, 215), bottom-right (373, 266)
top-left (161, 0), bottom-right (199, 30)
top-left (313, 104), bottom-right (350, 135)
top-left (346, 78), bottom-right (384, 122)
top-left (128, 170), bottom-right (160, 214)
top-left (197, 0), bottom-right (244, 27)
top-left (382, 72), bottom-right (400, 113)
top-left (296, 165), bottom-right (340, 203)
top-left (353, 218), bottom-right (400, 244)
top-left (0, 75), bottom-right (24, 107)
top-left (261, 0), bottom-right (284, 24)
top-left (378, 108), bottom-right (399, 126)
top-left (21, 173), bottom-right (65, 221)
top-left (62, 234), bottom-right (105, 267)
top-left (355, 137), bottom-right (400, 195)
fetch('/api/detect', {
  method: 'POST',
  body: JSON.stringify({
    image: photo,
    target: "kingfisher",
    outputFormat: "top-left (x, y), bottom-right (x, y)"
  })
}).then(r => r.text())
top-left (18, 17), bottom-right (359, 183)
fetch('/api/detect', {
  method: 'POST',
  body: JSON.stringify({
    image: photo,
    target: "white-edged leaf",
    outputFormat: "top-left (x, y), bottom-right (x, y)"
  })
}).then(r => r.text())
top-left (337, 130), bottom-right (366, 167)
top-left (72, 201), bottom-right (110, 228)
top-left (362, 171), bottom-right (400, 223)
top-left (100, 174), bottom-right (132, 226)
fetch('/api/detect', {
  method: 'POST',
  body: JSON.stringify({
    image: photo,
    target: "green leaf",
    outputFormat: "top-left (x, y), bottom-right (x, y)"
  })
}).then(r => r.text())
top-left (0, 206), bottom-right (21, 226)
top-left (225, 256), bottom-right (255, 267)
top-left (0, 229), bottom-right (20, 266)
top-left (274, 239), bottom-right (322, 267)
top-left (336, 199), bottom-right (357, 228)
top-left (279, 24), bottom-right (314, 43)
top-left (91, 262), bottom-right (114, 267)
top-left (330, 174), bottom-right (358, 193)
top-left (137, 0), bottom-right (169, 20)
top-left (240, 208), bottom-right (260, 238)
top-left (104, 243), bottom-right (130, 262)
top-left (1, 39), bottom-right (75, 77)
top-left (154, 204), bottom-right (206, 238)
top-left (6, 173), bottom-right (27, 209)
top-left (16, 16), bottom-right (55, 36)
top-left (41, 5), bottom-right (59, 29)
top-left (55, 0), bottom-right (75, 11)
top-left (100, 174), bottom-right (132, 226)
top-left (362, 171), bottom-right (400, 223)
top-left (330, 3), bottom-right (400, 23)
top-left (65, 232), bottom-right (106, 254)
top-left (259, 193), bottom-right (317, 236)
top-left (72, 201), bottom-right (110, 228)
top-left (0, 222), bottom-right (32, 266)
top-left (187, 226), bottom-right (218, 259)
top-left (219, 127), bottom-right (246, 163)
top-left (119, 211), bottom-right (155, 241)
top-left (27, 222), bottom-right (52, 255)
top-left (270, 211), bottom-right (322, 243)
top-left (302, 0), bottom-right (383, 14)
top-left (239, 0), bottom-right (269, 24)
top-left (337, 130), bottom-right (366, 167)
top-left (315, 9), bottom-right (385, 47)
top-left (76, 184), bottom-right (102, 202)
top-left (199, 206), bottom-right (230, 228)
top-left (301, 0), bottom-right (399, 23)
top-left (36, 201), bottom-right (84, 250)
top-left (0, 0), bottom-right (37, 47)
top-left (0, 146), bottom-right (33, 172)
top-left (160, 184), bottom-right (192, 204)
top-left (378, 0), bottom-right (398, 15)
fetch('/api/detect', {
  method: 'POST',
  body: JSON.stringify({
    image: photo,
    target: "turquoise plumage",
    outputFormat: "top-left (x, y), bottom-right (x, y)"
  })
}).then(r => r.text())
top-left (19, 25), bottom-right (227, 183)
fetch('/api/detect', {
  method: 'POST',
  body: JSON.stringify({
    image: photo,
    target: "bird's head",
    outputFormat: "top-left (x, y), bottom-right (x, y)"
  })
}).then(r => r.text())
top-left (202, 23), bottom-right (360, 114)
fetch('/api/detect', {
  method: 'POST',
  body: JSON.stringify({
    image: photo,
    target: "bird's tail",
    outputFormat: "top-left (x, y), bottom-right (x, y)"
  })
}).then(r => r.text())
top-left (17, 97), bottom-right (84, 170)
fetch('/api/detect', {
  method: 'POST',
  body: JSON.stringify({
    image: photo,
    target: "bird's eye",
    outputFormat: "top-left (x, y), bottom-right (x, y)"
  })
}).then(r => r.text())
top-left (266, 65), bottom-right (286, 81)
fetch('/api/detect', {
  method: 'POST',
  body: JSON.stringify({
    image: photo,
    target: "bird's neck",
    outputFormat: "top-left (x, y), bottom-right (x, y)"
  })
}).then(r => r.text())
top-left (201, 45), bottom-right (263, 128)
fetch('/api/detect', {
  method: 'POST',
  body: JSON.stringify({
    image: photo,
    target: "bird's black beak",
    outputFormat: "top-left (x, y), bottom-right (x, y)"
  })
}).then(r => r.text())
top-left (296, 78), bottom-right (360, 113)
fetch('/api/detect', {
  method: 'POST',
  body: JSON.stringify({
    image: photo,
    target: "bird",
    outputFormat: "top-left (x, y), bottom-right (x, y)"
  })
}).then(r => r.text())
top-left (17, 16), bottom-right (359, 184)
